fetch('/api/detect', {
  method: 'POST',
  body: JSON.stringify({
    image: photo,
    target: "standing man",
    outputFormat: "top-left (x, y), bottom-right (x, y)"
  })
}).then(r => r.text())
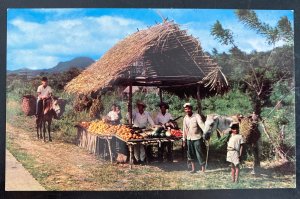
top-left (155, 102), bottom-right (173, 161)
top-left (127, 101), bottom-right (155, 164)
top-left (36, 77), bottom-right (52, 116)
top-left (182, 103), bottom-right (206, 173)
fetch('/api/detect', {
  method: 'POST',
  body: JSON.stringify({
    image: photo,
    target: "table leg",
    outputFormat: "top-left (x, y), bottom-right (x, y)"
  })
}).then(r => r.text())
top-left (128, 144), bottom-right (133, 169)
top-left (106, 138), bottom-right (113, 164)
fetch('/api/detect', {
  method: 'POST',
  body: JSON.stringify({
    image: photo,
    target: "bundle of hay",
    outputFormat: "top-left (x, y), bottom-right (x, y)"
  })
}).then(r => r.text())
top-left (239, 117), bottom-right (260, 144)
top-left (89, 96), bottom-right (103, 119)
top-left (74, 95), bottom-right (92, 112)
top-left (22, 95), bottom-right (36, 116)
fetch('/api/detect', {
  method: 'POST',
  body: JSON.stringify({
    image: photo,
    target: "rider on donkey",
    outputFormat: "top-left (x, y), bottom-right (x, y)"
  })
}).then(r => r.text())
top-left (36, 77), bottom-right (52, 116)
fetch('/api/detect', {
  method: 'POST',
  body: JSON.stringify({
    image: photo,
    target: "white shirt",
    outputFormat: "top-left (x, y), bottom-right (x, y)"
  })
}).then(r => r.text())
top-left (227, 134), bottom-right (245, 151)
top-left (107, 111), bottom-right (119, 121)
top-left (37, 85), bottom-right (52, 99)
top-left (128, 111), bottom-right (155, 128)
top-left (182, 113), bottom-right (205, 141)
top-left (155, 112), bottom-right (173, 125)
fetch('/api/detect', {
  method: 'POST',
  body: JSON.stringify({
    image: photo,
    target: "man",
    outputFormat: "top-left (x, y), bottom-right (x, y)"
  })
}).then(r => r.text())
top-left (182, 103), bottom-right (206, 173)
top-left (155, 102), bottom-right (173, 161)
top-left (107, 104), bottom-right (121, 125)
top-left (36, 77), bottom-right (52, 116)
top-left (127, 101), bottom-right (155, 164)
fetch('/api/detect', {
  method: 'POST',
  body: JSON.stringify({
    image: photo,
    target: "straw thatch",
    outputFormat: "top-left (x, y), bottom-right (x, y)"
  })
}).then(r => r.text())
top-left (65, 21), bottom-right (228, 97)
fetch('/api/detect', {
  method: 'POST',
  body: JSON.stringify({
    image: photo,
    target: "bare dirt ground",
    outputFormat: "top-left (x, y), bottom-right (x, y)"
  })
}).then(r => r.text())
top-left (6, 122), bottom-right (296, 190)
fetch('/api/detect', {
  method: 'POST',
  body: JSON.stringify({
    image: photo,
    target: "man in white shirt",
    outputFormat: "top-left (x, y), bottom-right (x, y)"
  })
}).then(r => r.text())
top-left (155, 102), bottom-right (173, 125)
top-left (155, 102), bottom-right (173, 161)
top-left (182, 103), bottom-right (206, 173)
top-left (36, 77), bottom-right (52, 116)
top-left (127, 101), bottom-right (155, 164)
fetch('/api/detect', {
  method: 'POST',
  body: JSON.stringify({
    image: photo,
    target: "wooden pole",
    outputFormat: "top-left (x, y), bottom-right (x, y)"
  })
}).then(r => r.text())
top-left (128, 84), bottom-right (133, 126)
top-left (196, 85), bottom-right (203, 117)
top-left (159, 88), bottom-right (163, 103)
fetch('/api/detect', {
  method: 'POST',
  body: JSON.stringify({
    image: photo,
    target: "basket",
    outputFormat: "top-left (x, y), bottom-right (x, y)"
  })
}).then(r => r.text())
top-left (22, 95), bottom-right (36, 116)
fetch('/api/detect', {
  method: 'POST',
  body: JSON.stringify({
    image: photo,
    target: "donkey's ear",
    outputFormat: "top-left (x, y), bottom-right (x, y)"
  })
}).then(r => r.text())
top-left (213, 115), bottom-right (219, 120)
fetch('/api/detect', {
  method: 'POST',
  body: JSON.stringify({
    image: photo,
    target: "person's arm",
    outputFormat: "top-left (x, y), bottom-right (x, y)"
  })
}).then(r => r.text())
top-left (48, 87), bottom-right (53, 97)
top-left (147, 112), bottom-right (155, 127)
top-left (154, 113), bottom-right (159, 125)
top-left (37, 86), bottom-right (42, 99)
top-left (196, 114), bottom-right (205, 131)
top-left (182, 117), bottom-right (187, 141)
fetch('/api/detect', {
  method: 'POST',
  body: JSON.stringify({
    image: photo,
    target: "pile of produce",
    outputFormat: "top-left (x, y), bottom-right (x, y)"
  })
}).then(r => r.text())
top-left (116, 126), bottom-right (144, 141)
top-left (87, 120), bottom-right (121, 135)
top-left (170, 129), bottom-right (183, 137)
top-left (149, 127), bottom-right (168, 138)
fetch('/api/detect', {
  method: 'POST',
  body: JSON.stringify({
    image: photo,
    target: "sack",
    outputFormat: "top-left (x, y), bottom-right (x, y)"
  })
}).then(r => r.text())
top-left (22, 95), bottom-right (36, 116)
top-left (116, 153), bottom-right (127, 163)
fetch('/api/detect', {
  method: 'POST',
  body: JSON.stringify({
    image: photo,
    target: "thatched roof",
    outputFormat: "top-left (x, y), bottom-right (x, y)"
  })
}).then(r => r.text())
top-left (65, 21), bottom-right (228, 97)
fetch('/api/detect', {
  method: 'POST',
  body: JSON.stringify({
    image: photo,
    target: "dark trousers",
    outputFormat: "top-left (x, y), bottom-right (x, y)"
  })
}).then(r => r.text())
top-left (187, 138), bottom-right (206, 166)
top-left (158, 142), bottom-right (172, 161)
top-left (36, 99), bottom-right (43, 115)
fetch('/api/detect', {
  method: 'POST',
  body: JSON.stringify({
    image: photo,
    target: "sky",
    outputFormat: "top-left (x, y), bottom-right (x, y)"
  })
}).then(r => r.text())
top-left (7, 8), bottom-right (294, 70)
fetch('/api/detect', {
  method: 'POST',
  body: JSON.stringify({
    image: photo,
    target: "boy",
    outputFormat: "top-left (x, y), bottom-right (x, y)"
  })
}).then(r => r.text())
top-left (226, 123), bottom-right (244, 183)
top-left (36, 77), bottom-right (52, 116)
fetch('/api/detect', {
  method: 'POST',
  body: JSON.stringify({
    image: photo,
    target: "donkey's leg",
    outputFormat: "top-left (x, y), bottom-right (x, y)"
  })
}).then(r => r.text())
top-left (36, 118), bottom-right (40, 139)
top-left (48, 120), bottom-right (52, 142)
top-left (253, 141), bottom-right (260, 170)
top-left (43, 120), bottom-right (46, 142)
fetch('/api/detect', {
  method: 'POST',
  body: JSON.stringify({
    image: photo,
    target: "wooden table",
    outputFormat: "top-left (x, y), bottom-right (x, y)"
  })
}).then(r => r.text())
top-left (115, 135), bottom-right (183, 168)
top-left (76, 126), bottom-right (115, 163)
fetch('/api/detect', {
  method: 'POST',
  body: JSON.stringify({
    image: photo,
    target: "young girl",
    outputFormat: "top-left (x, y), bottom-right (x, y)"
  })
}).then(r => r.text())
top-left (226, 123), bottom-right (244, 183)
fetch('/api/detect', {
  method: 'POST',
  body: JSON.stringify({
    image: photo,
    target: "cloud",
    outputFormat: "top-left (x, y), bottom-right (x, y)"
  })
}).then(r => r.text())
top-left (7, 15), bottom-right (146, 70)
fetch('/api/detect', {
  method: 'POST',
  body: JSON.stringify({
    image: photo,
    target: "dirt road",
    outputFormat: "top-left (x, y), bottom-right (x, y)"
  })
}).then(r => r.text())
top-left (6, 123), bottom-right (296, 190)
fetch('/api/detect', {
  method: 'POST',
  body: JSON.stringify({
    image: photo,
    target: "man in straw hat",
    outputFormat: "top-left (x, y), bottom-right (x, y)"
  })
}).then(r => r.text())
top-left (227, 122), bottom-right (244, 183)
top-left (127, 100), bottom-right (155, 164)
top-left (182, 103), bottom-right (206, 173)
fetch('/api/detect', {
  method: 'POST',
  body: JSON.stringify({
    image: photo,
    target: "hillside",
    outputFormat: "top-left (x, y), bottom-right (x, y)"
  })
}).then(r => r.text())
top-left (7, 57), bottom-right (95, 76)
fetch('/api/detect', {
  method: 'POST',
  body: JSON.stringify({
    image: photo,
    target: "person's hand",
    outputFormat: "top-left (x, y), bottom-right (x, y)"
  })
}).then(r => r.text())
top-left (204, 133), bottom-right (210, 141)
top-left (182, 140), bottom-right (186, 148)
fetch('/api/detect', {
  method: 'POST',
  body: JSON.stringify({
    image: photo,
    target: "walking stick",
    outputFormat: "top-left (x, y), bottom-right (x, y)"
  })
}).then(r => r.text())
top-left (205, 139), bottom-right (210, 170)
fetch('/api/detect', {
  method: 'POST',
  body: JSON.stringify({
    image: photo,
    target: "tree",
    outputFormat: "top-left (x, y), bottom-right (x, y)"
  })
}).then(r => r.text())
top-left (210, 9), bottom-right (294, 115)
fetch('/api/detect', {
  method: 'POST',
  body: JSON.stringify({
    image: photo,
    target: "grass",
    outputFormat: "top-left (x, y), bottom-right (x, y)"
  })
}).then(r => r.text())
top-left (6, 135), bottom-right (55, 189)
top-left (5, 92), bottom-right (296, 191)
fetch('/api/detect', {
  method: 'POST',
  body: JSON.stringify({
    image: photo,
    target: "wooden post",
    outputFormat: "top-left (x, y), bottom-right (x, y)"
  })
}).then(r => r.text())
top-left (159, 88), bottom-right (163, 103)
top-left (196, 85), bottom-right (203, 117)
top-left (128, 84), bottom-right (133, 125)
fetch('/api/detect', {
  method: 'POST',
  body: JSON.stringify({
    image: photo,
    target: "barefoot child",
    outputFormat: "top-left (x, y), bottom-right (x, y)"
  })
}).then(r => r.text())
top-left (227, 123), bottom-right (244, 183)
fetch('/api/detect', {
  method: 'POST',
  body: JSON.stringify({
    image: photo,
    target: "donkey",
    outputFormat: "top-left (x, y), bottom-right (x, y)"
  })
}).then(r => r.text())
top-left (203, 114), bottom-right (261, 174)
top-left (36, 97), bottom-right (66, 142)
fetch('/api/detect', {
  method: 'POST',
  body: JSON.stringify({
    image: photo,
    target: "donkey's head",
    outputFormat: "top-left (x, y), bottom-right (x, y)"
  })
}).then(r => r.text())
top-left (52, 97), bottom-right (67, 119)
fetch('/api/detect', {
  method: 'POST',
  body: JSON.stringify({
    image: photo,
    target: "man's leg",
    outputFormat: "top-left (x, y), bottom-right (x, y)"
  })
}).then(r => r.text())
top-left (140, 144), bottom-right (146, 162)
top-left (194, 139), bottom-right (206, 172)
top-left (133, 144), bottom-right (140, 162)
top-left (36, 99), bottom-right (40, 115)
top-left (187, 140), bottom-right (196, 173)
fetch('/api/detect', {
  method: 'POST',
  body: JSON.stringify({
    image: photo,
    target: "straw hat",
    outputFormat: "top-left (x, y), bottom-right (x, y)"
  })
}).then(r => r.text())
top-left (136, 100), bottom-right (147, 107)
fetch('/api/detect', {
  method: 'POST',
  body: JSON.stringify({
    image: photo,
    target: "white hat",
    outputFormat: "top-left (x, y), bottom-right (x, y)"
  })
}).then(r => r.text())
top-left (183, 103), bottom-right (192, 108)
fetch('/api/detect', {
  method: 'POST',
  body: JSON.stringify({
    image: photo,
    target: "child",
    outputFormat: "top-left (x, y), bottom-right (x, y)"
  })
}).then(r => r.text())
top-left (226, 123), bottom-right (244, 183)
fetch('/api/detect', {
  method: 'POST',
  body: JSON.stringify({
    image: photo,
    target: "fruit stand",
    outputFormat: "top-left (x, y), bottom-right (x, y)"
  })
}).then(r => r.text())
top-left (76, 121), bottom-right (183, 166)
top-left (65, 21), bottom-right (229, 168)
